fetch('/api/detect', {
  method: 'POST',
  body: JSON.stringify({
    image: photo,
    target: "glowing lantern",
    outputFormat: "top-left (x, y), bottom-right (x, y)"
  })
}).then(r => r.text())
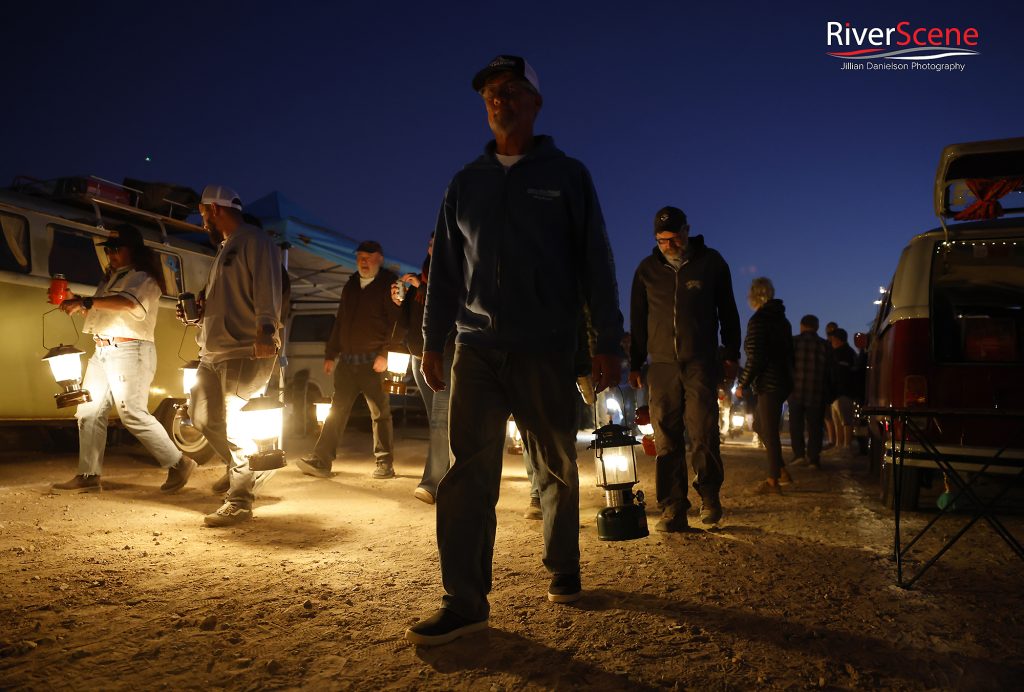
top-left (42, 344), bottom-right (91, 408)
top-left (506, 417), bottom-right (524, 455)
top-left (589, 423), bottom-right (648, 541)
top-left (181, 360), bottom-right (200, 397)
top-left (237, 395), bottom-right (286, 471)
top-left (314, 398), bottom-right (332, 426)
top-left (385, 351), bottom-right (412, 395)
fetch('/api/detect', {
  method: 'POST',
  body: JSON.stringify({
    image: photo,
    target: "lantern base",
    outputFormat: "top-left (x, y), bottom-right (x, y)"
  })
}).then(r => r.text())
top-left (249, 449), bottom-right (287, 472)
top-left (596, 502), bottom-right (649, 541)
top-left (385, 381), bottom-right (407, 395)
top-left (55, 389), bottom-right (92, 409)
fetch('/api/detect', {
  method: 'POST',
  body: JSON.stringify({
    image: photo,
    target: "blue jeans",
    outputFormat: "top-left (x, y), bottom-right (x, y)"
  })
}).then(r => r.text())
top-left (76, 340), bottom-right (182, 476)
top-left (190, 358), bottom-right (276, 510)
top-left (411, 349), bottom-right (453, 495)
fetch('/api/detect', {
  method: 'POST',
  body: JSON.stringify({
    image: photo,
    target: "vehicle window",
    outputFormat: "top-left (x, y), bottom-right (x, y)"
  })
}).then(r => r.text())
top-left (48, 225), bottom-right (104, 286)
top-left (290, 314), bottom-right (334, 342)
top-left (156, 250), bottom-right (185, 297)
top-left (931, 239), bottom-right (1024, 363)
top-left (0, 212), bottom-right (30, 273)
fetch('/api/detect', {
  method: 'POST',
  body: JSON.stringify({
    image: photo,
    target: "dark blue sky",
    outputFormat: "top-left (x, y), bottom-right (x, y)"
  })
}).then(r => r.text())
top-left (6, 1), bottom-right (1022, 336)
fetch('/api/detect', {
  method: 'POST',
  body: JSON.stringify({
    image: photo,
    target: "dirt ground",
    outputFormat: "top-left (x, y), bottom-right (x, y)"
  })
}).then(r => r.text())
top-left (1, 423), bottom-right (1022, 691)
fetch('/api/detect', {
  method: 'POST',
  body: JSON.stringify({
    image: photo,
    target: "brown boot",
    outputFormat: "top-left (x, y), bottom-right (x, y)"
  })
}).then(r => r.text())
top-left (51, 475), bottom-right (101, 494)
top-left (161, 456), bottom-right (197, 493)
top-left (752, 479), bottom-right (782, 495)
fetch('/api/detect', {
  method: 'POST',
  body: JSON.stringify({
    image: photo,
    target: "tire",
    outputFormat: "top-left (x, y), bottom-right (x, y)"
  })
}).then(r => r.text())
top-left (287, 382), bottom-right (321, 438)
top-left (155, 398), bottom-right (217, 465)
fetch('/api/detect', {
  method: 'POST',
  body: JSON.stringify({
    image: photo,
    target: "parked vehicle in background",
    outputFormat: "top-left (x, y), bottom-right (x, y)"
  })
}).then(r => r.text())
top-left (0, 176), bottom-right (215, 460)
top-left (865, 137), bottom-right (1024, 509)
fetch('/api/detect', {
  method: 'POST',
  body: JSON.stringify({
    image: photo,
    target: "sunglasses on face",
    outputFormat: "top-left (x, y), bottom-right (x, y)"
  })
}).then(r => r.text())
top-left (479, 81), bottom-right (533, 102)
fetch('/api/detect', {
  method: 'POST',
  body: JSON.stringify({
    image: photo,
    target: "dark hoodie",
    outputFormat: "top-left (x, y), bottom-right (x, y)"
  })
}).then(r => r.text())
top-left (423, 135), bottom-right (624, 355)
top-left (737, 298), bottom-right (794, 394)
top-left (629, 236), bottom-right (741, 370)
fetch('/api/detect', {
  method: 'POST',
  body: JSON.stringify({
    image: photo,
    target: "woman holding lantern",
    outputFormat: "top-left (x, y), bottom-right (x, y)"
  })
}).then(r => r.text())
top-left (51, 223), bottom-right (196, 494)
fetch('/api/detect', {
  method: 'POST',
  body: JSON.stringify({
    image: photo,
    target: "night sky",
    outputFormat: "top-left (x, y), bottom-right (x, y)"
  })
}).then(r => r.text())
top-left (5, 1), bottom-right (1022, 337)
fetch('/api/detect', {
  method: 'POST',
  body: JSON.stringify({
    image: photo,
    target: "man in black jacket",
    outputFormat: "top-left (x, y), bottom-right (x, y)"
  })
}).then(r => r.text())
top-left (407, 55), bottom-right (624, 647)
top-left (629, 206), bottom-right (740, 532)
top-left (296, 240), bottom-right (402, 480)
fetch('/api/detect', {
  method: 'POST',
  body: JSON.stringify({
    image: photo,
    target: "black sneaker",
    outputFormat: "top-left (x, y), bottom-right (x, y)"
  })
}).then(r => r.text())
top-left (295, 456), bottom-right (332, 478)
top-left (51, 474), bottom-right (101, 494)
top-left (547, 573), bottom-right (582, 603)
top-left (655, 503), bottom-right (690, 533)
top-left (372, 462), bottom-right (396, 479)
top-left (699, 503), bottom-right (723, 525)
top-left (405, 608), bottom-right (488, 646)
top-left (161, 456), bottom-right (197, 493)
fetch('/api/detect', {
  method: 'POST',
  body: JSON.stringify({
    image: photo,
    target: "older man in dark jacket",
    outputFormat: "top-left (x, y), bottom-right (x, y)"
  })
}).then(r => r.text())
top-left (296, 240), bottom-right (403, 480)
top-left (629, 206), bottom-right (741, 532)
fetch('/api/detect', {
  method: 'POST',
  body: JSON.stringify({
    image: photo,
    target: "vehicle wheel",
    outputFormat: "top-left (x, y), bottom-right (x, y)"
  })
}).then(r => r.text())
top-left (288, 382), bottom-right (321, 438)
top-left (881, 461), bottom-right (920, 511)
top-left (155, 398), bottom-right (217, 465)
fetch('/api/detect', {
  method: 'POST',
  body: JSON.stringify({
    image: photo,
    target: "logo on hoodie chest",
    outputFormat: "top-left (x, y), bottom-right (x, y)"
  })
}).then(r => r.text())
top-left (685, 280), bottom-right (703, 291)
top-left (526, 188), bottom-right (561, 201)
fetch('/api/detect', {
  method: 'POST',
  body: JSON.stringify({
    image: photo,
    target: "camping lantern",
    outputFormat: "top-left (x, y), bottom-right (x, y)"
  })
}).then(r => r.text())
top-left (238, 394), bottom-right (286, 471)
top-left (42, 344), bottom-right (91, 408)
top-left (589, 423), bottom-right (649, 541)
top-left (506, 416), bottom-right (524, 455)
top-left (181, 360), bottom-right (200, 397)
top-left (384, 351), bottom-right (411, 395)
top-left (314, 398), bottom-right (332, 427)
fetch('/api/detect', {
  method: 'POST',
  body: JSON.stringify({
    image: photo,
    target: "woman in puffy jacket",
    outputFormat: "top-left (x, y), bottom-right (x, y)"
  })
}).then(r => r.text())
top-left (735, 277), bottom-right (794, 494)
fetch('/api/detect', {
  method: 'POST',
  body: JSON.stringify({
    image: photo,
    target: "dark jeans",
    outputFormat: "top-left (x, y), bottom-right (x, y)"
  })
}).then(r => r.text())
top-left (753, 390), bottom-right (786, 480)
top-left (410, 348), bottom-right (454, 494)
top-left (190, 358), bottom-right (277, 510)
top-left (647, 359), bottom-right (723, 510)
top-left (438, 344), bottom-right (580, 621)
top-left (789, 398), bottom-right (825, 464)
top-left (313, 361), bottom-right (393, 467)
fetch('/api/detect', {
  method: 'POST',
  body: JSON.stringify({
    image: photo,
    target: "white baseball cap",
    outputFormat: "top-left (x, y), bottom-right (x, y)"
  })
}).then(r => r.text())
top-left (200, 184), bottom-right (243, 210)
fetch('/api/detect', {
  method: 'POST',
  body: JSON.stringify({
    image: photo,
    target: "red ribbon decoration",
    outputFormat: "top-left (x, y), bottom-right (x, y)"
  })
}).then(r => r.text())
top-left (953, 178), bottom-right (1023, 221)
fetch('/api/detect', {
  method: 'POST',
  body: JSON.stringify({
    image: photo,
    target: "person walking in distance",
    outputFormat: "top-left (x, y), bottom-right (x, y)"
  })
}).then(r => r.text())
top-left (629, 205), bottom-right (741, 532)
top-left (296, 240), bottom-right (403, 480)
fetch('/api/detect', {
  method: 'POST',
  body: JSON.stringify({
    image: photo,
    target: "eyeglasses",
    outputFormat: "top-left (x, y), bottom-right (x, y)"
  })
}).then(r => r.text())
top-left (480, 81), bottom-right (533, 102)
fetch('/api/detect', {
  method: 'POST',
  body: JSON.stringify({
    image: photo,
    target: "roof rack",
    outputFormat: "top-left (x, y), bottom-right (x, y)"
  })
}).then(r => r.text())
top-left (9, 174), bottom-right (204, 243)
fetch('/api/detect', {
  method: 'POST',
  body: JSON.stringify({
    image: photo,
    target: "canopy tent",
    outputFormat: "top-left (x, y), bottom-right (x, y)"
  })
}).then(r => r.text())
top-left (246, 191), bottom-right (419, 302)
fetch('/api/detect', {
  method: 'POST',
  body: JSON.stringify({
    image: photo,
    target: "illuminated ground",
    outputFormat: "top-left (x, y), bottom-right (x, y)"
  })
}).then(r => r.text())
top-left (1, 426), bottom-right (1022, 690)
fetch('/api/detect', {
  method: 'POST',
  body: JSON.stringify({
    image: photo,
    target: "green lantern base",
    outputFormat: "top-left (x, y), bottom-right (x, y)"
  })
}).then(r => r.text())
top-left (596, 503), bottom-right (649, 541)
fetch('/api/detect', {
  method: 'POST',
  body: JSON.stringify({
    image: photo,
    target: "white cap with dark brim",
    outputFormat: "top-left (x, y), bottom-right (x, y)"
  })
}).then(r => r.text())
top-left (200, 184), bottom-right (243, 211)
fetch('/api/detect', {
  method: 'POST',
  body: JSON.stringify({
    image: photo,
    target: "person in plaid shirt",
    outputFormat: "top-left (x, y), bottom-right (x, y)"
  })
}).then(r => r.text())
top-left (788, 314), bottom-right (832, 470)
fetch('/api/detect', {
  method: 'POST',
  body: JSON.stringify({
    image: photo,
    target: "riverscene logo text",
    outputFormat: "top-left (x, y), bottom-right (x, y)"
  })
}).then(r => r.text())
top-left (825, 20), bottom-right (979, 69)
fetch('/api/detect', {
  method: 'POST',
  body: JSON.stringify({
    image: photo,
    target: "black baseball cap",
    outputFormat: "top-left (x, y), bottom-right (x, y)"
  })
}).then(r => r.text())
top-left (654, 206), bottom-right (688, 234)
top-left (356, 240), bottom-right (383, 254)
top-left (98, 223), bottom-right (145, 249)
top-left (472, 55), bottom-right (541, 93)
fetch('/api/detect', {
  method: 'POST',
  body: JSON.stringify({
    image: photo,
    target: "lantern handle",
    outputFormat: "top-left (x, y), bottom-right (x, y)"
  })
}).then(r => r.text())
top-left (592, 383), bottom-right (628, 430)
top-left (176, 323), bottom-right (195, 364)
top-left (41, 307), bottom-right (82, 351)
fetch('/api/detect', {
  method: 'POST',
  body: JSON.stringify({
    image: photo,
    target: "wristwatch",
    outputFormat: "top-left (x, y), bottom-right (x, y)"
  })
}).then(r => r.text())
top-left (82, 297), bottom-right (94, 310)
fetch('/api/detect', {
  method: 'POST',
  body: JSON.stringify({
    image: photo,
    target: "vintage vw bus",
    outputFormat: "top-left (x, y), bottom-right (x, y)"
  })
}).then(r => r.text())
top-left (866, 138), bottom-right (1024, 508)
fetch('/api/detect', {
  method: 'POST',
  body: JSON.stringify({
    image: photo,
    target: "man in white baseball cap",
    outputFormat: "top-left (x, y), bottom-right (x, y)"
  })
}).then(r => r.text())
top-left (182, 184), bottom-right (283, 527)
